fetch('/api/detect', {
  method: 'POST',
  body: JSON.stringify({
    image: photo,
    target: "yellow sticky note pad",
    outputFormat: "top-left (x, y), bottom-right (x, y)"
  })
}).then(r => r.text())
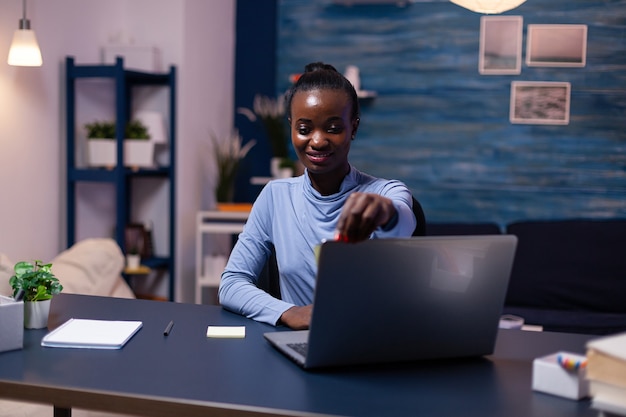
top-left (206, 326), bottom-right (246, 338)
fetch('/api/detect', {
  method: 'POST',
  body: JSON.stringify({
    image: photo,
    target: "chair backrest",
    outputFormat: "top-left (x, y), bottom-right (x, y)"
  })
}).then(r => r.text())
top-left (425, 222), bottom-right (502, 236)
top-left (257, 244), bottom-right (282, 299)
top-left (411, 196), bottom-right (426, 237)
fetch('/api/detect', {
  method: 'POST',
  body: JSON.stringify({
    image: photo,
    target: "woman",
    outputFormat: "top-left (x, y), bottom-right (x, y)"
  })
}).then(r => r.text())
top-left (219, 62), bottom-right (417, 329)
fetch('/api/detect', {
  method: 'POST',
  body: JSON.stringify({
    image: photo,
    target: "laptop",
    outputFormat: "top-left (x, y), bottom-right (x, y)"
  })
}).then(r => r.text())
top-left (264, 235), bottom-right (518, 369)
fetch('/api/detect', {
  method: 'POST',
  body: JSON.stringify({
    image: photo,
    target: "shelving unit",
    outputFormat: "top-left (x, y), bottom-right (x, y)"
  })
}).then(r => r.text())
top-left (65, 56), bottom-right (176, 301)
top-left (195, 210), bottom-right (250, 304)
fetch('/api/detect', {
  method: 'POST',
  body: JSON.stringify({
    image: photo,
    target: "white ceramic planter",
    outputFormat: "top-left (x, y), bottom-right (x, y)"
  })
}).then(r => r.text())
top-left (87, 139), bottom-right (116, 168)
top-left (270, 157), bottom-right (293, 178)
top-left (24, 299), bottom-right (51, 329)
top-left (124, 140), bottom-right (154, 168)
top-left (87, 139), bottom-right (154, 168)
top-left (126, 254), bottom-right (141, 270)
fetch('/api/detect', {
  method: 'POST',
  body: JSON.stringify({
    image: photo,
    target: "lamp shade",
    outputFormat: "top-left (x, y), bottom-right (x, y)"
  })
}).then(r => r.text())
top-left (450, 0), bottom-right (526, 14)
top-left (8, 28), bottom-right (42, 66)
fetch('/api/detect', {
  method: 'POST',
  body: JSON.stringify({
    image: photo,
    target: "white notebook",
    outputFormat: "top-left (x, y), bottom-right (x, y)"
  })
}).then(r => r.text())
top-left (41, 318), bottom-right (143, 349)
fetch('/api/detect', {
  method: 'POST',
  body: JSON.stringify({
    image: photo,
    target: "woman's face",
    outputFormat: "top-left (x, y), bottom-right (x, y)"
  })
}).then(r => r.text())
top-left (289, 88), bottom-right (358, 182)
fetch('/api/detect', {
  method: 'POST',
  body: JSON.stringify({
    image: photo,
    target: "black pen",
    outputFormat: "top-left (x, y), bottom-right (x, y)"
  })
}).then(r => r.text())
top-left (163, 320), bottom-right (174, 336)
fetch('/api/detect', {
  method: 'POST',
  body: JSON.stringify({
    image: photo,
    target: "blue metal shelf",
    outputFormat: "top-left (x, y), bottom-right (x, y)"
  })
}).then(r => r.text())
top-left (65, 56), bottom-right (176, 301)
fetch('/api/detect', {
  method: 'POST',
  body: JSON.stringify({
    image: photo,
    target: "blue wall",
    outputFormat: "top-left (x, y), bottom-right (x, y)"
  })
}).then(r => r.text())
top-left (275, 0), bottom-right (626, 226)
top-left (234, 0), bottom-right (278, 202)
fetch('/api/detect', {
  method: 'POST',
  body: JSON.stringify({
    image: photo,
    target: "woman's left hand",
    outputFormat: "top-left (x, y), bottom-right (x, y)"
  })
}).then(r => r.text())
top-left (335, 192), bottom-right (396, 243)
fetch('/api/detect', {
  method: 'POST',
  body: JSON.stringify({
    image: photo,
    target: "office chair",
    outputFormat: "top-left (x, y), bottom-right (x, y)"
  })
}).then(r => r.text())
top-left (257, 244), bottom-right (282, 299)
top-left (411, 196), bottom-right (426, 237)
top-left (258, 195), bottom-right (426, 300)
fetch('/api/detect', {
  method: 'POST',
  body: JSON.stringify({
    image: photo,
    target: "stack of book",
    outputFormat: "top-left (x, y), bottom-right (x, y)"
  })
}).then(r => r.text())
top-left (586, 332), bottom-right (626, 416)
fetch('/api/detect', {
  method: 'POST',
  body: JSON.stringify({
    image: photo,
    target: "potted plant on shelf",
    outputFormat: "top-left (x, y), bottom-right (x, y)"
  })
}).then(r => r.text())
top-left (237, 94), bottom-right (296, 178)
top-left (85, 120), bottom-right (116, 168)
top-left (84, 119), bottom-right (154, 169)
top-left (211, 130), bottom-right (256, 204)
top-left (123, 119), bottom-right (154, 169)
top-left (125, 246), bottom-right (141, 270)
top-left (9, 260), bottom-right (63, 329)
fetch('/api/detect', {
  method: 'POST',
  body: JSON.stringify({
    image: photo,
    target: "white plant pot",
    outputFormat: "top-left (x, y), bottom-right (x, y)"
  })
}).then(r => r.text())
top-left (124, 140), bottom-right (154, 168)
top-left (24, 299), bottom-right (51, 329)
top-left (87, 139), bottom-right (116, 168)
top-left (87, 139), bottom-right (154, 168)
top-left (271, 157), bottom-right (293, 178)
top-left (278, 168), bottom-right (293, 178)
top-left (126, 254), bottom-right (141, 270)
top-left (270, 157), bottom-right (282, 178)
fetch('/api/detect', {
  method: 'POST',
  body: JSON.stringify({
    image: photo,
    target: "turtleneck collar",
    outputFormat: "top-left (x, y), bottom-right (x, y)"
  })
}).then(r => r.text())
top-left (302, 165), bottom-right (361, 202)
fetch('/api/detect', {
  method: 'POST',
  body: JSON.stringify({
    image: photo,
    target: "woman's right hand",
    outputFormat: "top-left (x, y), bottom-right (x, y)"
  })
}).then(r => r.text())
top-left (336, 192), bottom-right (397, 242)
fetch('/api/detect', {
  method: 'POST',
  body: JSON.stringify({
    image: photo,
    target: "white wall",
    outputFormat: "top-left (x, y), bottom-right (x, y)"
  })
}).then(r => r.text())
top-left (0, 0), bottom-right (235, 303)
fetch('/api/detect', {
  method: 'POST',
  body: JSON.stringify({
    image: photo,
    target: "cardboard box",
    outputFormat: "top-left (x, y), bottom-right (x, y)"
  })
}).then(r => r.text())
top-left (532, 351), bottom-right (590, 400)
top-left (0, 295), bottom-right (23, 353)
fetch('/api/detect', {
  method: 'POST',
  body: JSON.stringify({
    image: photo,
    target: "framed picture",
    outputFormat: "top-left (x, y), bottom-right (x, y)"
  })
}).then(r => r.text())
top-left (479, 16), bottom-right (523, 75)
top-left (526, 24), bottom-right (587, 67)
top-left (124, 223), bottom-right (153, 258)
top-left (510, 81), bottom-right (571, 125)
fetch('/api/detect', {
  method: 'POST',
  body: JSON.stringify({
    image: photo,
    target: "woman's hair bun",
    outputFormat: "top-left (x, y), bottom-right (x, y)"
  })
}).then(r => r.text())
top-left (304, 62), bottom-right (338, 73)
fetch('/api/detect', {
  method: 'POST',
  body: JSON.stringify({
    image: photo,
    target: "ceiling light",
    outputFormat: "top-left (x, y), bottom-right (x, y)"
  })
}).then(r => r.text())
top-left (7, 0), bottom-right (43, 67)
top-left (450, 0), bottom-right (526, 14)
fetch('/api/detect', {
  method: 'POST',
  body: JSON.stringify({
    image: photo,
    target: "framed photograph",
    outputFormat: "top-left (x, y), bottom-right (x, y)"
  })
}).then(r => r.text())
top-left (526, 24), bottom-right (587, 67)
top-left (124, 223), bottom-right (153, 258)
top-left (479, 16), bottom-right (523, 75)
top-left (510, 81), bottom-right (571, 125)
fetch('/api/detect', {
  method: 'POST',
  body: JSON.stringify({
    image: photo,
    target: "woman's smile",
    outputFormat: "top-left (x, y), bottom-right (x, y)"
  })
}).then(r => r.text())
top-left (306, 151), bottom-right (333, 164)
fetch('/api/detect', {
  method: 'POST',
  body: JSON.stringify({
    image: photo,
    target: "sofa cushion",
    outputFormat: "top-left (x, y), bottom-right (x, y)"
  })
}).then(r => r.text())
top-left (51, 238), bottom-right (126, 297)
top-left (505, 219), bottom-right (626, 314)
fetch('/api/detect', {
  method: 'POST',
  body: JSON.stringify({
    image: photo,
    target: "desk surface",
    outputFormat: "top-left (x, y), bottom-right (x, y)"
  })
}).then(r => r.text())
top-left (0, 294), bottom-right (596, 417)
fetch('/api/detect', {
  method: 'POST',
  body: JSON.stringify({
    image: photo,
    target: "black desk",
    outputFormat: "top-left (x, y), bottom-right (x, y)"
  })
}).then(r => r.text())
top-left (0, 294), bottom-right (596, 417)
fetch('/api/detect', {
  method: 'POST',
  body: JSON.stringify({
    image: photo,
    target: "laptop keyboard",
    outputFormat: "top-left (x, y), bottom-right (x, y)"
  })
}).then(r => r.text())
top-left (287, 342), bottom-right (308, 356)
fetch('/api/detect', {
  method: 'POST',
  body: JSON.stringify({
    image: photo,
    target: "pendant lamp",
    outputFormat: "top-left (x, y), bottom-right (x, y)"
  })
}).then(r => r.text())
top-left (7, 0), bottom-right (43, 67)
top-left (450, 0), bottom-right (526, 14)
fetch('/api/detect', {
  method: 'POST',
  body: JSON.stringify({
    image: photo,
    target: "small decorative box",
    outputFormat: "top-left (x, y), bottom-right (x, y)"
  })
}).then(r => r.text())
top-left (0, 295), bottom-right (24, 353)
top-left (532, 351), bottom-right (590, 400)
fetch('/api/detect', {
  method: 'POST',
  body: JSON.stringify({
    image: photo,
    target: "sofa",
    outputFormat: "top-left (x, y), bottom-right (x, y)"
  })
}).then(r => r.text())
top-left (0, 238), bottom-right (138, 417)
top-left (502, 219), bottom-right (626, 335)
top-left (427, 218), bottom-right (626, 335)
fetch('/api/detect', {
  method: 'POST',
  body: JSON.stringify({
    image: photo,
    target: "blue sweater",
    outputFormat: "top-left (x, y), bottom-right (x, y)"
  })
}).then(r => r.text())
top-left (218, 166), bottom-right (416, 325)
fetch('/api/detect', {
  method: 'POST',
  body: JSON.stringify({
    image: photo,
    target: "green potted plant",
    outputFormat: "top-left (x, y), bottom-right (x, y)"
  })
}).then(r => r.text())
top-left (125, 244), bottom-right (141, 270)
top-left (85, 120), bottom-right (116, 139)
top-left (85, 120), bottom-right (117, 168)
top-left (9, 260), bottom-right (63, 329)
top-left (125, 119), bottom-right (151, 140)
top-left (84, 119), bottom-right (154, 168)
top-left (238, 94), bottom-right (295, 178)
top-left (123, 119), bottom-right (154, 169)
top-left (211, 130), bottom-right (256, 203)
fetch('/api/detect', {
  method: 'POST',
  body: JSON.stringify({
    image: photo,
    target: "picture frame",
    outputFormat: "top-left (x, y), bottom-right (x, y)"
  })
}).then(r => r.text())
top-left (510, 81), bottom-right (571, 125)
top-left (124, 223), bottom-right (153, 258)
top-left (479, 15), bottom-right (523, 75)
top-left (526, 24), bottom-right (587, 67)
